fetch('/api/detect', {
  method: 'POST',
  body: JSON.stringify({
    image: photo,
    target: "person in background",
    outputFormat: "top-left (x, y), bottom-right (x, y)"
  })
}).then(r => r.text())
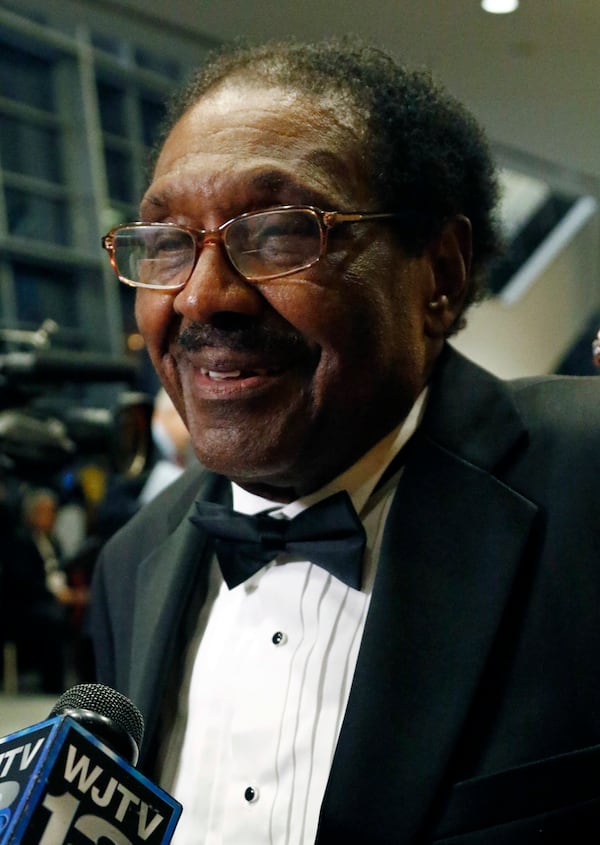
top-left (3, 487), bottom-right (87, 692)
top-left (91, 37), bottom-right (600, 843)
top-left (592, 326), bottom-right (600, 368)
top-left (53, 476), bottom-right (89, 561)
top-left (138, 387), bottom-right (193, 504)
top-left (93, 387), bottom-right (194, 541)
top-left (21, 488), bottom-right (87, 608)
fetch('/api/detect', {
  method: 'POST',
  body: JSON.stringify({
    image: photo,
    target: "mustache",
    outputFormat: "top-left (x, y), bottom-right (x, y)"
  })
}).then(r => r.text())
top-left (177, 322), bottom-right (308, 359)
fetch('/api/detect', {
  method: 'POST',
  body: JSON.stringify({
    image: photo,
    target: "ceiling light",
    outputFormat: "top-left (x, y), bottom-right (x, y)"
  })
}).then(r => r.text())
top-left (482, 0), bottom-right (519, 13)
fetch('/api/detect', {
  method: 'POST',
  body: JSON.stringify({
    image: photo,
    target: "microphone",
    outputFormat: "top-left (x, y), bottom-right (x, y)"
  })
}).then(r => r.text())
top-left (0, 683), bottom-right (181, 844)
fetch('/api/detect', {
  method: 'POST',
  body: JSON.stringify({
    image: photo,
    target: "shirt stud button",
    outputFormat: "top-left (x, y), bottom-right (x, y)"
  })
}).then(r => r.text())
top-left (244, 786), bottom-right (259, 803)
top-left (272, 631), bottom-right (287, 646)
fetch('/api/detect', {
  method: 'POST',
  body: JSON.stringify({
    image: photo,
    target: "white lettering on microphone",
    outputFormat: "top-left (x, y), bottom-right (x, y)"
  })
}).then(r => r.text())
top-left (115, 784), bottom-right (139, 821)
top-left (62, 745), bottom-right (164, 839)
top-left (91, 775), bottom-right (118, 807)
top-left (0, 738), bottom-right (45, 776)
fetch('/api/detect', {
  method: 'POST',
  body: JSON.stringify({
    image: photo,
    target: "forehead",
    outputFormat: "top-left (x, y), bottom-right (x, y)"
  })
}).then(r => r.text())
top-left (143, 83), bottom-right (371, 217)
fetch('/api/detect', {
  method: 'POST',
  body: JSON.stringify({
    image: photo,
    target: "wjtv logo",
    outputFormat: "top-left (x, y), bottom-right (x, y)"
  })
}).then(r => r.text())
top-left (0, 718), bottom-right (181, 844)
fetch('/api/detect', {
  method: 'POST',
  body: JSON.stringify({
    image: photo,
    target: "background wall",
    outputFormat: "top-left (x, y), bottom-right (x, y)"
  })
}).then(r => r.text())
top-left (1, 0), bottom-right (599, 378)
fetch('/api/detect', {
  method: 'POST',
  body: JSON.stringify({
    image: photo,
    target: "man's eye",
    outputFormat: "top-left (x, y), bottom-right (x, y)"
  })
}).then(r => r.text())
top-left (259, 217), bottom-right (315, 244)
top-left (149, 235), bottom-right (187, 256)
top-left (262, 230), bottom-right (309, 249)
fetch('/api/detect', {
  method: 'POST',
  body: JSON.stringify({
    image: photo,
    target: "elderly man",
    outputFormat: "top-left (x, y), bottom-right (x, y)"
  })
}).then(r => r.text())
top-left (92, 38), bottom-right (600, 843)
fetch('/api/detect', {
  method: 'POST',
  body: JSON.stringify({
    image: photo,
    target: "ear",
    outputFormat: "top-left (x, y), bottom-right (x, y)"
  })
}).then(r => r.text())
top-left (424, 215), bottom-right (472, 338)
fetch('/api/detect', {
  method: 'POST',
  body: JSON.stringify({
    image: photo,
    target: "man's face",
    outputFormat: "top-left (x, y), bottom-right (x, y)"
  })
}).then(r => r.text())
top-left (136, 83), bottom-right (445, 499)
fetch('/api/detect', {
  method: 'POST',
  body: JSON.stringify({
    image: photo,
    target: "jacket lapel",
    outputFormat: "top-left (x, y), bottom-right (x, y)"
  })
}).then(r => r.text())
top-left (318, 348), bottom-right (540, 843)
top-left (128, 470), bottom-right (230, 755)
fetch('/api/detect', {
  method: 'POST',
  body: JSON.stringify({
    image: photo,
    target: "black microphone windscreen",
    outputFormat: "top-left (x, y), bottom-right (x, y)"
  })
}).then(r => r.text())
top-left (49, 683), bottom-right (144, 764)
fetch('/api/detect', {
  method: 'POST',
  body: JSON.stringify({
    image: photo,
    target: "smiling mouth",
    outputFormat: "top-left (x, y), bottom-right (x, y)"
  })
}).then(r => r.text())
top-left (199, 367), bottom-right (280, 380)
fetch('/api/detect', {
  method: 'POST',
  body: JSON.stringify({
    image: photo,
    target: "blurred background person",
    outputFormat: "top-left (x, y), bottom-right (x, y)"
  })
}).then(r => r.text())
top-left (592, 328), bottom-right (600, 369)
top-left (139, 387), bottom-right (193, 505)
top-left (1, 487), bottom-right (88, 693)
top-left (93, 388), bottom-right (193, 541)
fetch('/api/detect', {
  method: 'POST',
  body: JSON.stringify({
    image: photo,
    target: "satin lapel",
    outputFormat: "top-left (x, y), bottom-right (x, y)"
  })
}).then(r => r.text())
top-left (319, 438), bottom-right (539, 843)
top-left (128, 471), bottom-right (230, 746)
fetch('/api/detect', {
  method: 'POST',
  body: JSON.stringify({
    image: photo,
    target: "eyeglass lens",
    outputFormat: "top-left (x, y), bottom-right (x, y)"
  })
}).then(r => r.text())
top-left (112, 208), bottom-right (324, 287)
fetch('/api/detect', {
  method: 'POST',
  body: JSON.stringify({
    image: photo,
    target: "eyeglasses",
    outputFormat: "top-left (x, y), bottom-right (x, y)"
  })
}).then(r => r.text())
top-left (101, 205), bottom-right (403, 290)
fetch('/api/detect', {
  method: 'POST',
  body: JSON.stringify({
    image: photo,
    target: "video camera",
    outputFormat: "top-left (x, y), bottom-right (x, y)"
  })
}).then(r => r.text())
top-left (0, 320), bottom-right (153, 482)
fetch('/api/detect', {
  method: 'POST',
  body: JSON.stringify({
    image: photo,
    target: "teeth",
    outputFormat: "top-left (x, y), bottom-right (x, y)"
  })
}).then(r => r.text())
top-left (201, 368), bottom-right (242, 380)
top-left (201, 367), bottom-right (271, 380)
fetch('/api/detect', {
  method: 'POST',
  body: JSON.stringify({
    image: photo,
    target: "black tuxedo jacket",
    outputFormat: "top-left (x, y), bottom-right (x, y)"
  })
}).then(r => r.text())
top-left (90, 346), bottom-right (600, 843)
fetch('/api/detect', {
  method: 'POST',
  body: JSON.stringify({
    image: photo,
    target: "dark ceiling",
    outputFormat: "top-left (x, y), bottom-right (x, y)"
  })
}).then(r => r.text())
top-left (110, 0), bottom-right (600, 196)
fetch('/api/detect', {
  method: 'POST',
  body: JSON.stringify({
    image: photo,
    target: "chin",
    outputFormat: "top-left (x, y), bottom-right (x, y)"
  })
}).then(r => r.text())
top-left (192, 428), bottom-right (297, 482)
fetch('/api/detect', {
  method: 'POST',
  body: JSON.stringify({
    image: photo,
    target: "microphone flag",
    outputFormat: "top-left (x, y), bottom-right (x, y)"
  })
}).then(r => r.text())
top-left (0, 714), bottom-right (181, 844)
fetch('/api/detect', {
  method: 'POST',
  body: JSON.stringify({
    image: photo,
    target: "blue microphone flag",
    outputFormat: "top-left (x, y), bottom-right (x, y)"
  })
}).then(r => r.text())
top-left (0, 714), bottom-right (181, 844)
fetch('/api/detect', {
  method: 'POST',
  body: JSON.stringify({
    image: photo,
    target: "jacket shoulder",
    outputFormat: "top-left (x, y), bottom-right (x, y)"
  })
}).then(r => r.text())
top-left (99, 461), bottom-right (209, 563)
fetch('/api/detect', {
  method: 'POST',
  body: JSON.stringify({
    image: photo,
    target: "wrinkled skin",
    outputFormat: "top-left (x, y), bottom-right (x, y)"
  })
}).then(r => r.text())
top-left (136, 82), bottom-right (470, 501)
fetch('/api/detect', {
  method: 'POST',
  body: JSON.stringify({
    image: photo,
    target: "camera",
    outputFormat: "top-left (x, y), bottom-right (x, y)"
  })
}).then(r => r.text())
top-left (0, 321), bottom-right (153, 482)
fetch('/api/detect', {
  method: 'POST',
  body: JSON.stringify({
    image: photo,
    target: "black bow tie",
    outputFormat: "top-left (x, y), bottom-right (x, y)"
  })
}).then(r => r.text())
top-left (190, 490), bottom-right (366, 590)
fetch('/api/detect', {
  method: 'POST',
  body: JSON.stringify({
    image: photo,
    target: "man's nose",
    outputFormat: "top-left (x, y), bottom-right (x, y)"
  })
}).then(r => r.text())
top-left (172, 241), bottom-right (263, 322)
